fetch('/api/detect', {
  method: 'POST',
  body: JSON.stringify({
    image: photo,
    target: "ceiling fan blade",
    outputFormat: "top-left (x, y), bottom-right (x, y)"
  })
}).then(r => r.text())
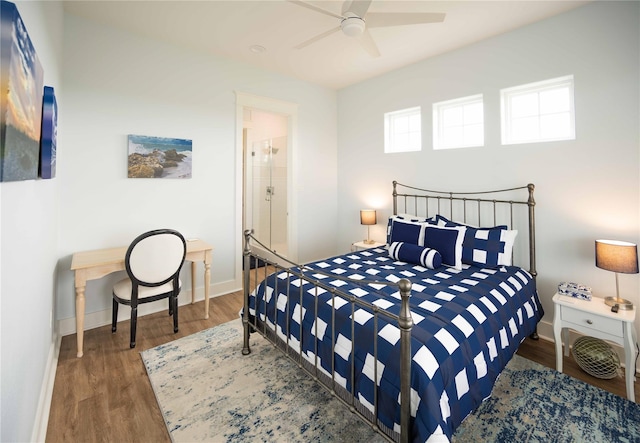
top-left (357, 29), bottom-right (380, 58)
top-left (294, 26), bottom-right (342, 49)
top-left (288, 0), bottom-right (344, 20)
top-left (366, 12), bottom-right (446, 28)
top-left (342, 0), bottom-right (372, 18)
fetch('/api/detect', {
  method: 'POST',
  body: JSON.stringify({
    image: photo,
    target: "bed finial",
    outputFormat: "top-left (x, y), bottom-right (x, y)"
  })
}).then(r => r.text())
top-left (393, 181), bottom-right (398, 215)
top-left (527, 183), bottom-right (535, 206)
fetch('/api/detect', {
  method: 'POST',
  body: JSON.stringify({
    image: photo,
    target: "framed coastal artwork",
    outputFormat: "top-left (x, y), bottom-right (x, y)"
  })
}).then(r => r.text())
top-left (127, 134), bottom-right (192, 179)
top-left (39, 86), bottom-right (57, 179)
top-left (0, 0), bottom-right (45, 182)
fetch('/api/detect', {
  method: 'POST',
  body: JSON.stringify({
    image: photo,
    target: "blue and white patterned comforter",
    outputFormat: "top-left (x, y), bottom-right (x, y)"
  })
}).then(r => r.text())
top-left (247, 247), bottom-right (543, 442)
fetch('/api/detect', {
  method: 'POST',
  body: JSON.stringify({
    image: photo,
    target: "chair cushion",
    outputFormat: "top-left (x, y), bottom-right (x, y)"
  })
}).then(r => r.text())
top-left (113, 277), bottom-right (182, 301)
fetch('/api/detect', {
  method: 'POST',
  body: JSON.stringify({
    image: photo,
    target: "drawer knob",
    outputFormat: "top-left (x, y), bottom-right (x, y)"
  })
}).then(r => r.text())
top-left (586, 319), bottom-right (593, 325)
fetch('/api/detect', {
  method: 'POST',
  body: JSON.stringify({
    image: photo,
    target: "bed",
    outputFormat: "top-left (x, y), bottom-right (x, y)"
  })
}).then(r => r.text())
top-left (241, 181), bottom-right (543, 443)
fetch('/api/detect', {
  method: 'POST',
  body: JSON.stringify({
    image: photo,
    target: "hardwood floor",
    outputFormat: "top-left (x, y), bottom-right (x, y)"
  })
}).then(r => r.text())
top-left (46, 291), bottom-right (244, 443)
top-left (46, 290), bottom-right (639, 442)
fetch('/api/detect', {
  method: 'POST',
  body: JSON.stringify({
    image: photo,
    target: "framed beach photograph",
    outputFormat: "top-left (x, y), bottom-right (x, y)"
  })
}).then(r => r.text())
top-left (127, 134), bottom-right (192, 179)
top-left (0, 1), bottom-right (45, 182)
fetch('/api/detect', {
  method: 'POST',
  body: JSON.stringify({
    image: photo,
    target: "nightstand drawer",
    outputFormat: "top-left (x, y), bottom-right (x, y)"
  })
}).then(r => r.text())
top-left (561, 308), bottom-right (623, 338)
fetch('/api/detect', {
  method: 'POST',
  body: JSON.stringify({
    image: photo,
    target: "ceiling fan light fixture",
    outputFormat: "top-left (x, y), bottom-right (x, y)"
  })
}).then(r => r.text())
top-left (341, 17), bottom-right (365, 37)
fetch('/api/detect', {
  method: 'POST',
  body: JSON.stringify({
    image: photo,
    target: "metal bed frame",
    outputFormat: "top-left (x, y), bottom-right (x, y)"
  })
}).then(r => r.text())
top-left (242, 181), bottom-right (537, 443)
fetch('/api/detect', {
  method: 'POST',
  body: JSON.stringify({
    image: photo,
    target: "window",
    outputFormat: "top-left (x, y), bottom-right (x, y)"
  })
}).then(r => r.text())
top-left (501, 75), bottom-right (575, 145)
top-left (384, 107), bottom-right (421, 153)
top-left (433, 94), bottom-right (484, 150)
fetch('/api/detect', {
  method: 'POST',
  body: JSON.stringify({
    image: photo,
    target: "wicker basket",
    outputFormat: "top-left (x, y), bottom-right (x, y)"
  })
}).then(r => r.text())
top-left (572, 336), bottom-right (620, 379)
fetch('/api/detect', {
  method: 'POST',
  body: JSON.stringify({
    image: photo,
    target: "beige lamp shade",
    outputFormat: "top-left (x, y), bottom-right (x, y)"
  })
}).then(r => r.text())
top-left (360, 210), bottom-right (377, 226)
top-left (360, 210), bottom-right (377, 244)
top-left (595, 240), bottom-right (639, 274)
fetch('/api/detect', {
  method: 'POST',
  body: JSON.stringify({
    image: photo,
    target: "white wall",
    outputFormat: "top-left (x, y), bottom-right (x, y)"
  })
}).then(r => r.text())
top-left (337, 2), bottom-right (640, 350)
top-left (55, 13), bottom-right (338, 330)
top-left (1, 1), bottom-right (64, 441)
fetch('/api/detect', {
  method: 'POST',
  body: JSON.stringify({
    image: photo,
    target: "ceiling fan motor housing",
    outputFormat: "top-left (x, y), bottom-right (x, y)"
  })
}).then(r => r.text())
top-left (341, 16), bottom-right (366, 37)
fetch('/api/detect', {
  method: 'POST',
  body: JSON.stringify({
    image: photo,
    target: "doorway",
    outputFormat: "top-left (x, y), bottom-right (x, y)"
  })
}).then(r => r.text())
top-left (235, 92), bottom-right (298, 275)
top-left (243, 110), bottom-right (288, 257)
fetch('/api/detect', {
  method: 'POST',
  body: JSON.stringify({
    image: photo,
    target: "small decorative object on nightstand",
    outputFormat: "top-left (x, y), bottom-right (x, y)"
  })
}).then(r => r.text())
top-left (558, 282), bottom-right (592, 301)
top-left (595, 239), bottom-right (638, 310)
top-left (553, 292), bottom-right (637, 402)
top-left (360, 209), bottom-right (377, 244)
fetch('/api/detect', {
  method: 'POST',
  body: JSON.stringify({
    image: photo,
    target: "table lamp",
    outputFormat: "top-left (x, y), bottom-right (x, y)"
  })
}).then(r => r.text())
top-left (595, 239), bottom-right (638, 310)
top-left (360, 209), bottom-right (377, 244)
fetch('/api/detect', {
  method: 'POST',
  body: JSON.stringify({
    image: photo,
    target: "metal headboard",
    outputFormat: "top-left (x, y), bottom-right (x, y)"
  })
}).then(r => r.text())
top-left (392, 181), bottom-right (537, 280)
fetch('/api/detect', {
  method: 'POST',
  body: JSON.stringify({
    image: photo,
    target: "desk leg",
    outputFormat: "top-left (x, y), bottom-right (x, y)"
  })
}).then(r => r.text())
top-left (204, 252), bottom-right (211, 319)
top-left (75, 285), bottom-right (86, 358)
top-left (191, 262), bottom-right (197, 304)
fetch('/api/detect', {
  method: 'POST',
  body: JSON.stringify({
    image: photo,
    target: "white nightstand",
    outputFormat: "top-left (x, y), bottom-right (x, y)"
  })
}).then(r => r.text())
top-left (552, 293), bottom-right (637, 402)
top-left (351, 240), bottom-right (385, 251)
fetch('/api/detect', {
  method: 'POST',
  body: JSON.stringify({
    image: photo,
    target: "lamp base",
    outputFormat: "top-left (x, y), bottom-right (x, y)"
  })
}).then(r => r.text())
top-left (604, 296), bottom-right (634, 310)
top-left (363, 239), bottom-right (375, 245)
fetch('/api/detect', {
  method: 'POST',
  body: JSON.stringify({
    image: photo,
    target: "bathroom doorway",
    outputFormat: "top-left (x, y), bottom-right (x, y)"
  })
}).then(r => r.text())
top-left (243, 109), bottom-right (288, 257)
top-left (236, 92), bottom-right (298, 280)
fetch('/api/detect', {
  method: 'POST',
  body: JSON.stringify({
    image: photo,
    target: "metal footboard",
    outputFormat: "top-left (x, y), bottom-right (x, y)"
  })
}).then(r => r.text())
top-left (242, 231), bottom-right (414, 443)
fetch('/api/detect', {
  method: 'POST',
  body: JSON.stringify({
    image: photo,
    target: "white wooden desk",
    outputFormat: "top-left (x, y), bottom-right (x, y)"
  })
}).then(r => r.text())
top-left (553, 293), bottom-right (637, 402)
top-left (70, 239), bottom-right (212, 357)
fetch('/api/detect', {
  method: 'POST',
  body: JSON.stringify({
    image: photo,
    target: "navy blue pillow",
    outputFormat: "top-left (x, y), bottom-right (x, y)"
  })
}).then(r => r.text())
top-left (423, 225), bottom-right (465, 269)
top-left (388, 242), bottom-right (442, 269)
top-left (387, 218), bottom-right (425, 246)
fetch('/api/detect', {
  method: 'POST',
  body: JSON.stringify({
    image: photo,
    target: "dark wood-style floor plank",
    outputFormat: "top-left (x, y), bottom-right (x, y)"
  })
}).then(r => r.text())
top-left (46, 289), bottom-right (639, 442)
top-left (46, 291), bottom-right (244, 443)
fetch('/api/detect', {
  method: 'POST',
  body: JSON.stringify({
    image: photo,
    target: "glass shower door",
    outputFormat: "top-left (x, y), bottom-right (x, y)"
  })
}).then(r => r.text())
top-left (250, 136), bottom-right (288, 257)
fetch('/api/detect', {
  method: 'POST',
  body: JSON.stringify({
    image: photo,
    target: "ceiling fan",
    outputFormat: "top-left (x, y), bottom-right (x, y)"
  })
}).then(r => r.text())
top-left (289, 0), bottom-right (445, 58)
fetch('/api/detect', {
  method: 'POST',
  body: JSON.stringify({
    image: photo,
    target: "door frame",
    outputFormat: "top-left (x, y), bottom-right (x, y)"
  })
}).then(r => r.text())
top-left (235, 92), bottom-right (298, 283)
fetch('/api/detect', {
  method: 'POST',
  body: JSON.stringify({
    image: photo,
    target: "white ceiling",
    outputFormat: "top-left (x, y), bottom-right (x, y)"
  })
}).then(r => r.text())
top-left (63, 0), bottom-right (590, 90)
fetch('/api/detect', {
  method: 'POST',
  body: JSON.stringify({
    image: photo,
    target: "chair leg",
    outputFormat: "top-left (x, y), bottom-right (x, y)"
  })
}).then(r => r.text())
top-left (112, 299), bottom-right (118, 333)
top-left (130, 306), bottom-right (138, 348)
top-left (172, 296), bottom-right (179, 333)
top-left (168, 297), bottom-right (173, 316)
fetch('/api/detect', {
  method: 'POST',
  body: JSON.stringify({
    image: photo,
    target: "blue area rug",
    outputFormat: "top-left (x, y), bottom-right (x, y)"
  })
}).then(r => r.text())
top-left (141, 321), bottom-right (640, 442)
top-left (452, 355), bottom-right (640, 443)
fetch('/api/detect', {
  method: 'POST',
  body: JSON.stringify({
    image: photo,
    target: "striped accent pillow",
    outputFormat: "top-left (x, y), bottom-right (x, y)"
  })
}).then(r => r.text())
top-left (388, 242), bottom-right (442, 269)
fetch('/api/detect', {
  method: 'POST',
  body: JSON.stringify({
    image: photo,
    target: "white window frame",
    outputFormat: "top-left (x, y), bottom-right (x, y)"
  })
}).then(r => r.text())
top-left (384, 106), bottom-right (422, 153)
top-left (501, 75), bottom-right (575, 145)
top-left (432, 94), bottom-right (484, 150)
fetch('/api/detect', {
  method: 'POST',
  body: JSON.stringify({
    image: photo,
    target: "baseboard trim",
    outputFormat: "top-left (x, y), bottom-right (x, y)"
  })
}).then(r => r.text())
top-left (31, 332), bottom-right (61, 442)
top-left (536, 318), bottom-right (553, 342)
top-left (57, 279), bottom-right (240, 336)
